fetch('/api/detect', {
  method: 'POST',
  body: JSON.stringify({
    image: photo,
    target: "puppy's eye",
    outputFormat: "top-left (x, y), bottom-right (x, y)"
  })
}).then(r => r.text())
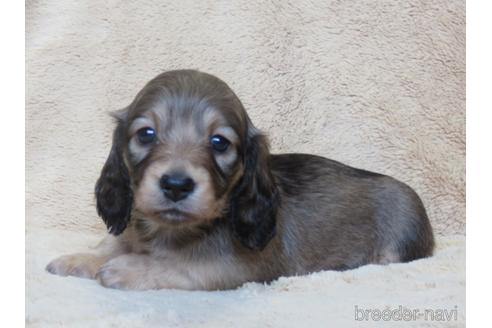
top-left (210, 135), bottom-right (230, 152)
top-left (137, 127), bottom-right (156, 145)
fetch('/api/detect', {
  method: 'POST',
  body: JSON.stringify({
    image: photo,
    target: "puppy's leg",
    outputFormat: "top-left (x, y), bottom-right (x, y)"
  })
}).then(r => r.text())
top-left (95, 254), bottom-right (196, 290)
top-left (46, 235), bottom-right (129, 279)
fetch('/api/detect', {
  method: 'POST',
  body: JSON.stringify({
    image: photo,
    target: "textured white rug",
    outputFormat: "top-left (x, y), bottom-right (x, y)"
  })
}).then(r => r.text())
top-left (26, 0), bottom-right (465, 327)
top-left (27, 231), bottom-right (464, 327)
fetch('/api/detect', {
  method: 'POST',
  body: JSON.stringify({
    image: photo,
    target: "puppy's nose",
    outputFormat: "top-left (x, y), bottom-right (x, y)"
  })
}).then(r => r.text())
top-left (160, 174), bottom-right (195, 202)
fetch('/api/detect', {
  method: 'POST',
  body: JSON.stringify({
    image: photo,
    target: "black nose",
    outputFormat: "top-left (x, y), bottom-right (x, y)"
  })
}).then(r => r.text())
top-left (160, 174), bottom-right (195, 202)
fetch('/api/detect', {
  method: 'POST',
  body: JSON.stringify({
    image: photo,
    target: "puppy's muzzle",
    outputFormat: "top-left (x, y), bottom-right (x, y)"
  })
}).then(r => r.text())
top-left (159, 173), bottom-right (195, 202)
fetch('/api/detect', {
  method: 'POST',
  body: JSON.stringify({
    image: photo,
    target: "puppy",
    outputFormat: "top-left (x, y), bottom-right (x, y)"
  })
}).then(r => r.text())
top-left (46, 70), bottom-right (434, 290)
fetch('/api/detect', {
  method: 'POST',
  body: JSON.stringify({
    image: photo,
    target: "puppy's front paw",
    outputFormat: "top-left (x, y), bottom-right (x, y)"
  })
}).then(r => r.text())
top-left (46, 253), bottom-right (106, 279)
top-left (95, 254), bottom-right (154, 290)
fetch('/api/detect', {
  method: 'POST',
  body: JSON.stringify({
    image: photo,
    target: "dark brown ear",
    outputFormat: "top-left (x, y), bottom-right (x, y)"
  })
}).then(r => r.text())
top-left (95, 116), bottom-right (133, 235)
top-left (228, 126), bottom-right (280, 251)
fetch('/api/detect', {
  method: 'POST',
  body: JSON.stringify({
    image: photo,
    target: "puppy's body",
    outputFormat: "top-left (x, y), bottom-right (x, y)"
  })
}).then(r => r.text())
top-left (47, 70), bottom-right (434, 290)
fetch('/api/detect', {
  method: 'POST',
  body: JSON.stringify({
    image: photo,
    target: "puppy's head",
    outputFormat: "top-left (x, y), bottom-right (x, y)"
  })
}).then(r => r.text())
top-left (95, 70), bottom-right (279, 250)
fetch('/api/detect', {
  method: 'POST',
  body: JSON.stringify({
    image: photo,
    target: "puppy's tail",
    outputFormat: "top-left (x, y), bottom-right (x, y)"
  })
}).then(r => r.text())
top-left (377, 177), bottom-right (435, 263)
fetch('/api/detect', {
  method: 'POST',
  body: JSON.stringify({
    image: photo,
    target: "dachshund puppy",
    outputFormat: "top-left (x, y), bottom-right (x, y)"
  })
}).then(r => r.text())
top-left (47, 70), bottom-right (434, 290)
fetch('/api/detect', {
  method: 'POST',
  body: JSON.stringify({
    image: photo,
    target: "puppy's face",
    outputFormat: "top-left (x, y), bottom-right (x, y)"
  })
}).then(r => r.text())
top-left (127, 93), bottom-right (244, 225)
top-left (95, 70), bottom-right (279, 250)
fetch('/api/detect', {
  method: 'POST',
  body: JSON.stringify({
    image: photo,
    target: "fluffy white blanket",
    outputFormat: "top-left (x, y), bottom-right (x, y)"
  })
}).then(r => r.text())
top-left (27, 232), bottom-right (464, 327)
top-left (26, 0), bottom-right (465, 327)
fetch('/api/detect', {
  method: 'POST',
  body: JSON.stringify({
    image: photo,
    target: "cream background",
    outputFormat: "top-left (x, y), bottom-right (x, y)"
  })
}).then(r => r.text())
top-left (26, 0), bottom-right (465, 327)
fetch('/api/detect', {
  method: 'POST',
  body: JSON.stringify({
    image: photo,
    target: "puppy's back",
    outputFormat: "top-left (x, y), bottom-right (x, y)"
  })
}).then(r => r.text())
top-left (269, 153), bottom-right (434, 273)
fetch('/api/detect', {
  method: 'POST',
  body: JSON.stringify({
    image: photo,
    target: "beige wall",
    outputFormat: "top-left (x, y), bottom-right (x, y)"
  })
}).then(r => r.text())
top-left (26, 0), bottom-right (465, 235)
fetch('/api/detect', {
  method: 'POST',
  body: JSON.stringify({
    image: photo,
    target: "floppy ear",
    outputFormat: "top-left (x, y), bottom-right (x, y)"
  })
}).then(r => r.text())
top-left (229, 126), bottom-right (280, 251)
top-left (95, 116), bottom-right (133, 235)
